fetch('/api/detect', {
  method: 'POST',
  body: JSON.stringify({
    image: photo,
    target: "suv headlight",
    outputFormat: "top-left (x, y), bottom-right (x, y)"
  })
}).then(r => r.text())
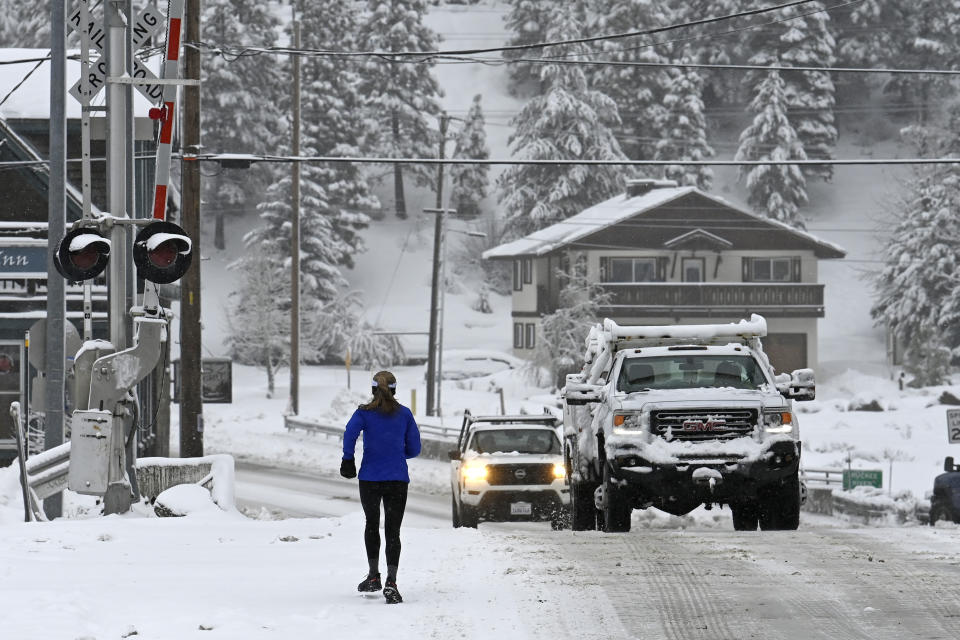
top-left (461, 461), bottom-right (488, 482)
top-left (763, 410), bottom-right (793, 433)
top-left (613, 411), bottom-right (648, 435)
top-left (552, 463), bottom-right (566, 479)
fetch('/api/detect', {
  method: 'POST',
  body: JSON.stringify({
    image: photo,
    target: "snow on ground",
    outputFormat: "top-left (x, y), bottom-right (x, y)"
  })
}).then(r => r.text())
top-left (0, 506), bottom-right (598, 640)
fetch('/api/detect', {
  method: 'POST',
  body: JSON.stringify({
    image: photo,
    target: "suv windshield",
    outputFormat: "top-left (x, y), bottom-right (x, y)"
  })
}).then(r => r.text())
top-left (616, 354), bottom-right (768, 392)
top-left (468, 428), bottom-right (561, 454)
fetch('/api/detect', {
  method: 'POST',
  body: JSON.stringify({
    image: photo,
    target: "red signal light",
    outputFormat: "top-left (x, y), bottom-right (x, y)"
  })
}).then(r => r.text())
top-left (133, 221), bottom-right (192, 284)
top-left (54, 228), bottom-right (111, 282)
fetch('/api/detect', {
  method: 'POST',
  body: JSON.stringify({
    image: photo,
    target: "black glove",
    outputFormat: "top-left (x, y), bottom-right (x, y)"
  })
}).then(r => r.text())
top-left (340, 458), bottom-right (357, 479)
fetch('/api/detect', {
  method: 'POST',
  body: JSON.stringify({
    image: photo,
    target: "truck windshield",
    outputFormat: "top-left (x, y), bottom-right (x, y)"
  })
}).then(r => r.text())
top-left (468, 429), bottom-right (561, 455)
top-left (616, 355), bottom-right (768, 392)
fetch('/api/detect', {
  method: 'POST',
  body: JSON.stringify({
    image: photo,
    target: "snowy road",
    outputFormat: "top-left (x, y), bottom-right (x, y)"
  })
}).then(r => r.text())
top-left (234, 463), bottom-right (960, 638)
top-left (234, 461), bottom-right (451, 527)
top-left (501, 524), bottom-right (960, 640)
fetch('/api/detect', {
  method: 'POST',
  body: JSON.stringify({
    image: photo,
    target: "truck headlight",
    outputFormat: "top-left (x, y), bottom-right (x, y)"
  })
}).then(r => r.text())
top-left (552, 463), bottom-right (566, 479)
top-left (462, 462), bottom-right (488, 482)
top-left (613, 411), bottom-right (648, 435)
top-left (763, 410), bottom-right (793, 433)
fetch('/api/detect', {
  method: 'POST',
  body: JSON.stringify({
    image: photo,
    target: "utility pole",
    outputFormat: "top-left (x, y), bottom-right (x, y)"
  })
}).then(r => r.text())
top-left (424, 113), bottom-right (449, 416)
top-left (44, 0), bottom-right (67, 520)
top-left (289, 11), bottom-right (301, 416)
top-left (180, 0), bottom-right (204, 457)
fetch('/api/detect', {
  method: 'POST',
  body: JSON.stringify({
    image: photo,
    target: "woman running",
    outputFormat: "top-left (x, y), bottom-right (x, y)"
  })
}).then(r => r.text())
top-left (340, 370), bottom-right (421, 604)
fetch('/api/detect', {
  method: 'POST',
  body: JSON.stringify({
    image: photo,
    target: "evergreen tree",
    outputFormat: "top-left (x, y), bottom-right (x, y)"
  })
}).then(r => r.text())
top-left (502, 0), bottom-right (556, 96)
top-left (654, 47), bottom-right (714, 190)
top-left (735, 68), bottom-right (808, 229)
top-left (498, 4), bottom-right (626, 240)
top-left (449, 94), bottom-right (490, 220)
top-left (666, 0), bottom-right (741, 106)
top-left (299, 0), bottom-right (379, 239)
top-left (0, 0), bottom-right (49, 47)
top-left (245, 141), bottom-right (368, 304)
top-left (201, 0), bottom-right (282, 250)
top-left (587, 0), bottom-right (672, 162)
top-left (746, 2), bottom-right (837, 181)
top-left (225, 247), bottom-right (288, 397)
top-left (872, 115), bottom-right (960, 364)
top-left (356, 0), bottom-right (443, 219)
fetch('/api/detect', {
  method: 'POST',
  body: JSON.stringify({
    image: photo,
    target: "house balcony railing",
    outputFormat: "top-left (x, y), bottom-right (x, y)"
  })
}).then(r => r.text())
top-left (538, 282), bottom-right (826, 318)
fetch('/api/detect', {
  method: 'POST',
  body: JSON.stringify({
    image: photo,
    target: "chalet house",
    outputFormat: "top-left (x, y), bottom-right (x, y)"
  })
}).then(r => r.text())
top-left (483, 179), bottom-right (846, 373)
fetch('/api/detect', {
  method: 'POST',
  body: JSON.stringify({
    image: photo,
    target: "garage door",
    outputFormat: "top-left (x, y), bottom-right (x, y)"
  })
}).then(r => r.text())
top-left (763, 333), bottom-right (807, 373)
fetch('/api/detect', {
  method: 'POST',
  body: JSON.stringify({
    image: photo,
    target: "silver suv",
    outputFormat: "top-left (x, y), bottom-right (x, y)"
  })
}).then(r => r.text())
top-left (449, 412), bottom-right (570, 529)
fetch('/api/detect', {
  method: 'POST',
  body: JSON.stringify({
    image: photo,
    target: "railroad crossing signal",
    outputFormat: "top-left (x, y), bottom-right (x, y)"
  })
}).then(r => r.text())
top-left (67, 0), bottom-right (165, 103)
top-left (53, 228), bottom-right (111, 282)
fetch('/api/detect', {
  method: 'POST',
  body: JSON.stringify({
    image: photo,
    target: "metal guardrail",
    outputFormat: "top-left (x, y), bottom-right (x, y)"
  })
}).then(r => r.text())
top-left (283, 414), bottom-right (459, 461)
top-left (800, 467), bottom-right (844, 487)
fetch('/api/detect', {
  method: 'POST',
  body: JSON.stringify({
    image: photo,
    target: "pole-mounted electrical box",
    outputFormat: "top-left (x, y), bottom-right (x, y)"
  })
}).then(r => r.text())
top-left (67, 410), bottom-right (113, 495)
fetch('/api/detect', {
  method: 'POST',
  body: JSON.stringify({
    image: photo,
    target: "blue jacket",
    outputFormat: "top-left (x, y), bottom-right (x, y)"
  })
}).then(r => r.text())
top-left (343, 405), bottom-right (421, 482)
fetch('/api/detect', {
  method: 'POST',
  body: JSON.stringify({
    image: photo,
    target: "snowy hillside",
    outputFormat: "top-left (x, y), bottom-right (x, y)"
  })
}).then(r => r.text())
top-left (195, 2), bottom-right (901, 377)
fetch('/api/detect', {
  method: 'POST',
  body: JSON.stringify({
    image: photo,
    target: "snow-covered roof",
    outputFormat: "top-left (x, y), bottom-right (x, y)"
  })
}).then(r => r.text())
top-left (483, 185), bottom-right (846, 260)
top-left (0, 49), bottom-right (155, 119)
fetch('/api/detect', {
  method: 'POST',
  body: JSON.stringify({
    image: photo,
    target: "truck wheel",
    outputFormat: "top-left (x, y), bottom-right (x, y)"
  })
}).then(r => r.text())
top-left (602, 466), bottom-right (632, 533)
top-left (759, 475), bottom-right (801, 531)
top-left (929, 504), bottom-right (952, 526)
top-left (451, 495), bottom-right (462, 528)
top-left (731, 503), bottom-right (759, 531)
top-left (571, 481), bottom-right (599, 530)
top-left (460, 503), bottom-right (479, 529)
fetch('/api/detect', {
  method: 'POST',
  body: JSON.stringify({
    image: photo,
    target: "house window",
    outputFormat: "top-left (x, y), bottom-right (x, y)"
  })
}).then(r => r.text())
top-left (745, 257), bottom-right (799, 282)
top-left (513, 260), bottom-right (522, 291)
top-left (513, 322), bottom-right (524, 348)
top-left (522, 258), bottom-right (533, 284)
top-left (603, 257), bottom-right (658, 283)
top-left (524, 323), bottom-right (536, 349)
top-left (682, 258), bottom-right (705, 283)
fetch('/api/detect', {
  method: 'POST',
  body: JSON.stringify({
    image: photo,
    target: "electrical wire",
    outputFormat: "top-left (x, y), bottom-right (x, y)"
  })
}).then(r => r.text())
top-left (184, 0), bottom-right (824, 61)
top-left (182, 153), bottom-right (960, 168)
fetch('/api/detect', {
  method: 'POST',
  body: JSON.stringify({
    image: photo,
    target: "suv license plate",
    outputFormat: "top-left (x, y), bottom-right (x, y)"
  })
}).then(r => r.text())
top-left (510, 502), bottom-right (532, 516)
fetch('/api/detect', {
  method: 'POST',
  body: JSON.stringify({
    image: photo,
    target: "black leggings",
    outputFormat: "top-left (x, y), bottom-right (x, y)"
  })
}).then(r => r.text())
top-left (358, 480), bottom-right (408, 567)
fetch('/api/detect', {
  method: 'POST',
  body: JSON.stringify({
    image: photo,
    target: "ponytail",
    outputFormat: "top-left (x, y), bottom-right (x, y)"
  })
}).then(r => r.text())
top-left (359, 370), bottom-right (401, 413)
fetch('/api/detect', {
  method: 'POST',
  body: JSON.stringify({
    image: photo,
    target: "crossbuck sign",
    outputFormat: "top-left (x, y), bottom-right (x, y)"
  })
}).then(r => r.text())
top-left (67, 0), bottom-right (165, 104)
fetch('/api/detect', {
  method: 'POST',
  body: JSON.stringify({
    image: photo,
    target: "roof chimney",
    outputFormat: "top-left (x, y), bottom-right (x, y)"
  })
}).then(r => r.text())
top-left (626, 178), bottom-right (679, 198)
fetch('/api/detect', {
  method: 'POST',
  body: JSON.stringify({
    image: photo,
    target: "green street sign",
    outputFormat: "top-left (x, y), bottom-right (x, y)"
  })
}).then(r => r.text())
top-left (842, 469), bottom-right (882, 490)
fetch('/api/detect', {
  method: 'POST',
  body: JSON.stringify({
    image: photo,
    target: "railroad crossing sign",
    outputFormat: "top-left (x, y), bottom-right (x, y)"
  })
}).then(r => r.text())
top-left (67, 0), bottom-right (165, 104)
top-left (948, 408), bottom-right (960, 444)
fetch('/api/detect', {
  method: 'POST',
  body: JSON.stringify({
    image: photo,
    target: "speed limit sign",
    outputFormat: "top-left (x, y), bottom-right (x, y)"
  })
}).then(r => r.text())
top-left (948, 409), bottom-right (960, 443)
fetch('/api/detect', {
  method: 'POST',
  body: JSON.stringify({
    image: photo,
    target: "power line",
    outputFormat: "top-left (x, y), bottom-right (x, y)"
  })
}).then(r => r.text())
top-left (186, 0), bottom-right (824, 61)
top-left (182, 153), bottom-right (960, 167)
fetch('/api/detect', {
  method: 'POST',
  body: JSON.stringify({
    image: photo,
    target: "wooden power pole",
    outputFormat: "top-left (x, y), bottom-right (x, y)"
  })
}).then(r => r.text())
top-left (289, 13), bottom-right (301, 416)
top-left (180, 0), bottom-right (203, 457)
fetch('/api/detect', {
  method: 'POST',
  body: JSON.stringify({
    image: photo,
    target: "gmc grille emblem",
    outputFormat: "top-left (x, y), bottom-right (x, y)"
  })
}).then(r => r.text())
top-left (514, 468), bottom-right (527, 479)
top-left (681, 419), bottom-right (726, 431)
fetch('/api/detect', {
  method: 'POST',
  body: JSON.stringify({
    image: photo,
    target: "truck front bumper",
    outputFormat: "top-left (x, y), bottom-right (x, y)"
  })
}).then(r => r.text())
top-left (609, 439), bottom-right (801, 507)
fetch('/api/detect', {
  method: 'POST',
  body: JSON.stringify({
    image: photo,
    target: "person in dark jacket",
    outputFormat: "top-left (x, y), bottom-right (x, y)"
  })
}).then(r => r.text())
top-left (340, 370), bottom-right (421, 604)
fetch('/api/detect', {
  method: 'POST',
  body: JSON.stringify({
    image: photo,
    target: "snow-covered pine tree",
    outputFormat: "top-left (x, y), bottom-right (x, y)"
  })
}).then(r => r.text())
top-left (735, 68), bottom-right (808, 229)
top-left (871, 117), bottom-right (960, 366)
top-left (665, 0), bottom-right (742, 106)
top-left (502, 0), bottom-right (556, 96)
top-left (746, 2), bottom-right (837, 182)
top-left (201, 0), bottom-right (282, 250)
top-left (653, 47), bottom-right (714, 190)
top-left (300, 0), bottom-right (379, 231)
top-left (244, 141), bottom-right (366, 304)
top-left (587, 0), bottom-right (672, 162)
top-left (448, 94), bottom-right (490, 220)
top-left (0, 0), bottom-right (49, 46)
top-left (356, 0), bottom-right (443, 219)
top-left (497, 4), bottom-right (627, 240)
top-left (224, 247), bottom-right (288, 397)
